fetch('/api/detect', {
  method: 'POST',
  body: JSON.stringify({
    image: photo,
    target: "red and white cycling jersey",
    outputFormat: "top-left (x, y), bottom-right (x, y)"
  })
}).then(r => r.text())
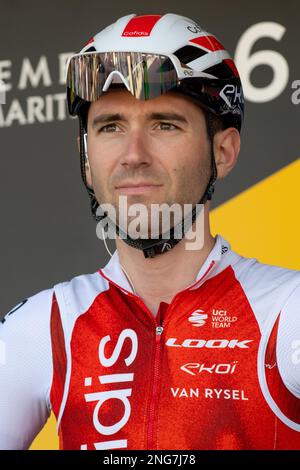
top-left (1, 235), bottom-right (300, 450)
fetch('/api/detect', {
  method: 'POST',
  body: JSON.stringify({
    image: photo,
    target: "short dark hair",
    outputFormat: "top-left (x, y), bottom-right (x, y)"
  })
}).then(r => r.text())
top-left (184, 95), bottom-right (226, 142)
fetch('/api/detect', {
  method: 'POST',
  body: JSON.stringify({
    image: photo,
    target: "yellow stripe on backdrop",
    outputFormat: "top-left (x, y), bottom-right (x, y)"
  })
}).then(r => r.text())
top-left (211, 158), bottom-right (300, 270)
top-left (30, 412), bottom-right (58, 450)
top-left (29, 158), bottom-right (300, 450)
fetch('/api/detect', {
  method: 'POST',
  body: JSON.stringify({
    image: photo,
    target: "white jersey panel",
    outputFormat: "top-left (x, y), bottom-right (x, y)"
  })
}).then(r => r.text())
top-left (231, 255), bottom-right (300, 332)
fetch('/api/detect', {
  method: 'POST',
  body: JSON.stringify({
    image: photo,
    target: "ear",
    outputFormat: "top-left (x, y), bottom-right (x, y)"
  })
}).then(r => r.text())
top-left (213, 128), bottom-right (241, 180)
top-left (76, 135), bottom-right (93, 188)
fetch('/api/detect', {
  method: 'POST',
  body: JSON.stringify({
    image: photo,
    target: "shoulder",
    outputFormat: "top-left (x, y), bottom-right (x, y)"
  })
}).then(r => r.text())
top-left (0, 267), bottom-right (107, 375)
top-left (1, 287), bottom-right (54, 328)
top-left (0, 288), bottom-right (54, 362)
top-left (230, 250), bottom-right (300, 294)
top-left (0, 287), bottom-right (55, 393)
top-left (53, 270), bottom-right (109, 330)
top-left (1, 269), bottom-right (108, 341)
top-left (227, 248), bottom-right (300, 330)
top-left (0, 287), bottom-right (55, 368)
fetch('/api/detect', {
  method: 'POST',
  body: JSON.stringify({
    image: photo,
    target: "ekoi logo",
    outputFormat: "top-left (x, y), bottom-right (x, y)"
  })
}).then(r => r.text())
top-left (181, 362), bottom-right (238, 376)
top-left (81, 329), bottom-right (138, 450)
top-left (220, 84), bottom-right (244, 109)
top-left (188, 309), bottom-right (208, 327)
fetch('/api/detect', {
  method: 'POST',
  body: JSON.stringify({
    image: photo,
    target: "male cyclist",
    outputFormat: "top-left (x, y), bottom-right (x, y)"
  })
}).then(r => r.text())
top-left (0, 13), bottom-right (299, 450)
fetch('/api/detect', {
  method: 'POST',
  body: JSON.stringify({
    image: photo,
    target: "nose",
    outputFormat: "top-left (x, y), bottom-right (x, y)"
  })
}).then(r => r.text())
top-left (120, 128), bottom-right (153, 169)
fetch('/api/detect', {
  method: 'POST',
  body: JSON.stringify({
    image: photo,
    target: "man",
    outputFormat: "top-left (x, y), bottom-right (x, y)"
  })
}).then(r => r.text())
top-left (0, 13), bottom-right (300, 450)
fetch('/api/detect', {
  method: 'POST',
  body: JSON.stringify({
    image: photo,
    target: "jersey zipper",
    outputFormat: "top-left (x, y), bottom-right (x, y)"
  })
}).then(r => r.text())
top-left (147, 323), bottom-right (164, 450)
top-left (145, 261), bottom-right (216, 449)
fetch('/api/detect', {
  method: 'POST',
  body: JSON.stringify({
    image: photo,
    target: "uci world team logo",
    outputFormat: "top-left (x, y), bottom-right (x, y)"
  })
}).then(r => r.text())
top-left (188, 309), bottom-right (208, 327)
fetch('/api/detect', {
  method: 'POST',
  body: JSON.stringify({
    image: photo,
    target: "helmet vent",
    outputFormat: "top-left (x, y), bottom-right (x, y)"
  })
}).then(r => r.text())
top-left (84, 46), bottom-right (96, 52)
top-left (203, 61), bottom-right (234, 79)
top-left (174, 45), bottom-right (207, 64)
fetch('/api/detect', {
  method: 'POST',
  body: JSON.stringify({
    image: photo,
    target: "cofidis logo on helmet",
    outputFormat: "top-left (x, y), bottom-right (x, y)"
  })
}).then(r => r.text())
top-left (123, 32), bottom-right (149, 36)
top-left (122, 15), bottom-right (162, 37)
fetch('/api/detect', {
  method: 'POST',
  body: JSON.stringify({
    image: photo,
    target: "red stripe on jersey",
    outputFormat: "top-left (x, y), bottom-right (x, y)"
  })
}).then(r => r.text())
top-left (190, 35), bottom-right (225, 51)
top-left (122, 15), bottom-right (162, 37)
top-left (50, 293), bottom-right (67, 422)
top-left (265, 313), bottom-right (300, 426)
top-left (224, 59), bottom-right (239, 77)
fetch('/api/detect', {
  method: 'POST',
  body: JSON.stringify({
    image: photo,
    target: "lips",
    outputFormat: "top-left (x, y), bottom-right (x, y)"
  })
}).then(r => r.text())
top-left (115, 182), bottom-right (161, 189)
top-left (115, 182), bottom-right (163, 194)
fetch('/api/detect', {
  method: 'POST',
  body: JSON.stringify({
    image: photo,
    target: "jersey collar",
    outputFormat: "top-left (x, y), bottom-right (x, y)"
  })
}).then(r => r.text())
top-left (99, 234), bottom-right (231, 296)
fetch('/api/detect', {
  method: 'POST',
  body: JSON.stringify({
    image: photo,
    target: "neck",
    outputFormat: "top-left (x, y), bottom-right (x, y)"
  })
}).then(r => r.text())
top-left (115, 203), bottom-right (215, 315)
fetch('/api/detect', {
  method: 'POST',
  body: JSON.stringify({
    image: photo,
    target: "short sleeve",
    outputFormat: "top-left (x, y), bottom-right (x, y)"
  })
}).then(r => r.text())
top-left (0, 288), bottom-right (54, 449)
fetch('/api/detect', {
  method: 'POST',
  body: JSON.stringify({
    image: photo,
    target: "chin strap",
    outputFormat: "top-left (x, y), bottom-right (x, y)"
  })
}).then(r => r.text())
top-left (78, 114), bottom-right (217, 258)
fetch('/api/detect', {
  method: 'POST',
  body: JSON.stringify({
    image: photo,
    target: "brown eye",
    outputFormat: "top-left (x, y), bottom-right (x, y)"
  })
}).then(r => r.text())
top-left (158, 122), bottom-right (177, 130)
top-left (99, 123), bottom-right (118, 133)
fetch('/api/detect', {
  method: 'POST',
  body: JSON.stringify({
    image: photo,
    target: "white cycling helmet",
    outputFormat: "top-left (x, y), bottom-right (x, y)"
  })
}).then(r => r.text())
top-left (66, 13), bottom-right (244, 258)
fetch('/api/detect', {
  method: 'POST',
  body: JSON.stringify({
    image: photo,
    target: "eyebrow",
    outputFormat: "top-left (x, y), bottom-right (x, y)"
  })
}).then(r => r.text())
top-left (92, 112), bottom-right (188, 129)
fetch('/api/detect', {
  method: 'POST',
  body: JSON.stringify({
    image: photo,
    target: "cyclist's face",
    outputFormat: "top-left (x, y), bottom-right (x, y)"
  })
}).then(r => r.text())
top-left (85, 89), bottom-right (211, 232)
